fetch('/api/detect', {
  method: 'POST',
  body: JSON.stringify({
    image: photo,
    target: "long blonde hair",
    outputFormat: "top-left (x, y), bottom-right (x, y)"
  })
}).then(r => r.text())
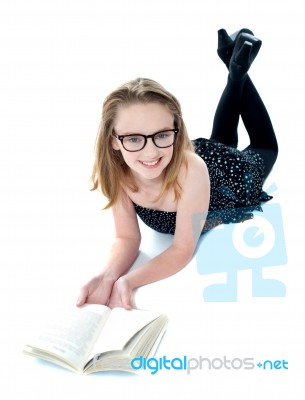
top-left (91, 77), bottom-right (194, 208)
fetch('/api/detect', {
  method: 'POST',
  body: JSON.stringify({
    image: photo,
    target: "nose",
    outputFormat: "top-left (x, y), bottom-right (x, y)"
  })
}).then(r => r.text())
top-left (142, 137), bottom-right (159, 157)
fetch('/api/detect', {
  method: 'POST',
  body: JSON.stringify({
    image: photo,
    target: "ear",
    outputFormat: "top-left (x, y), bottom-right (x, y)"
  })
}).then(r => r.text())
top-left (111, 136), bottom-right (121, 151)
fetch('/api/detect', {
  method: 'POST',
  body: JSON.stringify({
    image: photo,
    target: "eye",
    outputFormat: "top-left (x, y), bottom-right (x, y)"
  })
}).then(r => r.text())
top-left (155, 131), bottom-right (170, 140)
top-left (125, 135), bottom-right (143, 143)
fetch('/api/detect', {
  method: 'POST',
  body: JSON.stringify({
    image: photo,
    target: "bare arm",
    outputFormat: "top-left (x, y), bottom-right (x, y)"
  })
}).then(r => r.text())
top-left (77, 191), bottom-right (141, 306)
top-left (100, 195), bottom-right (141, 280)
top-left (108, 153), bottom-right (210, 308)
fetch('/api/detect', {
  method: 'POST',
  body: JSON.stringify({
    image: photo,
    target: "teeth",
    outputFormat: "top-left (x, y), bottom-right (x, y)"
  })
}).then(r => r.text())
top-left (141, 159), bottom-right (159, 166)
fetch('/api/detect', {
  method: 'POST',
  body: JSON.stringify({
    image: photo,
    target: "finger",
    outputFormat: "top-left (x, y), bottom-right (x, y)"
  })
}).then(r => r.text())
top-left (76, 287), bottom-right (88, 307)
top-left (122, 291), bottom-right (133, 310)
top-left (107, 292), bottom-right (117, 309)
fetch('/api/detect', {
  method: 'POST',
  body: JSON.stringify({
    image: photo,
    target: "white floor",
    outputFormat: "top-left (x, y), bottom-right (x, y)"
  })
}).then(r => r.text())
top-left (1, 0), bottom-right (304, 398)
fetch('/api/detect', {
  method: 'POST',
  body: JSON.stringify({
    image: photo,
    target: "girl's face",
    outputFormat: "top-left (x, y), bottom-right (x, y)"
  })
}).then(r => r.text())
top-left (112, 102), bottom-right (175, 184)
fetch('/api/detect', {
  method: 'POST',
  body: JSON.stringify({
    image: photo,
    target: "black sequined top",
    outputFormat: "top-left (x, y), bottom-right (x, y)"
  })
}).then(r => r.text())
top-left (133, 138), bottom-right (272, 235)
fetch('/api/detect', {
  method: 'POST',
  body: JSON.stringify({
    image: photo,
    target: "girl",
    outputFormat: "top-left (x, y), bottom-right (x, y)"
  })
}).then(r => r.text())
top-left (77, 29), bottom-right (278, 309)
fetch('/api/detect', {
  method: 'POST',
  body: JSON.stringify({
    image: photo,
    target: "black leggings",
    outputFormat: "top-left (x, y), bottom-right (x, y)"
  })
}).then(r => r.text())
top-left (210, 76), bottom-right (278, 178)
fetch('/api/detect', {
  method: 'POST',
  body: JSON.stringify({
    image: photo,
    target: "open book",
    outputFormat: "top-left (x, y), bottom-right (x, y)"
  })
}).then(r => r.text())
top-left (23, 305), bottom-right (168, 374)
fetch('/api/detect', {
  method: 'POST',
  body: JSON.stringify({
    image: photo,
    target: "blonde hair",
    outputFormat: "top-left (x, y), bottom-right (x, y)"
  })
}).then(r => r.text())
top-left (91, 77), bottom-right (194, 208)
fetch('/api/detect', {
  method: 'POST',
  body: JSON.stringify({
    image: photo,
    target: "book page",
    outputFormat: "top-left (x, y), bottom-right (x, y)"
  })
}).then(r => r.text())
top-left (90, 308), bottom-right (161, 357)
top-left (24, 304), bottom-right (111, 371)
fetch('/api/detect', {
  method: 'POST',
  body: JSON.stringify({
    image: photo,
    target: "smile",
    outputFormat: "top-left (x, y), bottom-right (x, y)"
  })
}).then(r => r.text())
top-left (139, 158), bottom-right (162, 167)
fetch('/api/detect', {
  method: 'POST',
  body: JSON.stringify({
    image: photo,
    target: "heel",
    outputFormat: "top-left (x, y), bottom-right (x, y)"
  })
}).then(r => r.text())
top-left (230, 28), bottom-right (253, 42)
top-left (217, 28), bottom-right (254, 67)
top-left (229, 33), bottom-right (262, 81)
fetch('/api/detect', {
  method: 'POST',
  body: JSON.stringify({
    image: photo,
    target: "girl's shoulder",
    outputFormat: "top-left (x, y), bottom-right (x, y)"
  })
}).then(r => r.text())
top-left (180, 150), bottom-right (209, 181)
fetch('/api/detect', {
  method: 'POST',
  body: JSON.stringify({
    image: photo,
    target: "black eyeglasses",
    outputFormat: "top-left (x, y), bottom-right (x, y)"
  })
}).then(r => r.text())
top-left (112, 128), bottom-right (179, 152)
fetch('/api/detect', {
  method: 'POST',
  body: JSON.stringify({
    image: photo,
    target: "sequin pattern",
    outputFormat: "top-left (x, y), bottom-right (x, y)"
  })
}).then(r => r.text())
top-left (133, 138), bottom-right (272, 235)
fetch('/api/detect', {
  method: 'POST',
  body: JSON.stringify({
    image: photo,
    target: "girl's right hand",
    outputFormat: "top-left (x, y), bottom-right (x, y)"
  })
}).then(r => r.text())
top-left (76, 274), bottom-right (115, 307)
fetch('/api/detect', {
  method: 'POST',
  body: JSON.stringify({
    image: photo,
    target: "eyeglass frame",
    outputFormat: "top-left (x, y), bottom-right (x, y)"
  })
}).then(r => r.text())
top-left (112, 128), bottom-right (179, 152)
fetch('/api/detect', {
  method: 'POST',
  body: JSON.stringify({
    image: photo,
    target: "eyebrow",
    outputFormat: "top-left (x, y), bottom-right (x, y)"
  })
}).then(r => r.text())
top-left (115, 127), bottom-right (174, 136)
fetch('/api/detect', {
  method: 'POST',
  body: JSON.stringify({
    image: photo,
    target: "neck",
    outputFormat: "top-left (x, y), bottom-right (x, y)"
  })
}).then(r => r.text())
top-left (132, 171), bottom-right (164, 193)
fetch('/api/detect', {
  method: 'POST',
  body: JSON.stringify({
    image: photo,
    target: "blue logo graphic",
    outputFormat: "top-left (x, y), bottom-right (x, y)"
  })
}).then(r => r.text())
top-left (193, 188), bottom-right (287, 301)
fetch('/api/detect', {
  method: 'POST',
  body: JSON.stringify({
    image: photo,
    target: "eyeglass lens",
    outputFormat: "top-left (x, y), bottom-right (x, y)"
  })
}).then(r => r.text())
top-left (122, 130), bottom-right (176, 151)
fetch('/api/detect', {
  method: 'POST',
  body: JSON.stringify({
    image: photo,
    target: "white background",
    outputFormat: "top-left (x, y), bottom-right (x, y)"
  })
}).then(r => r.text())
top-left (1, 0), bottom-right (304, 398)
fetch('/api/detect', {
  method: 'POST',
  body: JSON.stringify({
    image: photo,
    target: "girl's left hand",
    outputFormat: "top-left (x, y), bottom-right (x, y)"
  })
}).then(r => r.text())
top-left (108, 276), bottom-right (134, 310)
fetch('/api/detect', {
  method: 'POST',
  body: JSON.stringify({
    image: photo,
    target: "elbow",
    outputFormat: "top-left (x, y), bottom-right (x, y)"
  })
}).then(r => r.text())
top-left (184, 248), bottom-right (195, 265)
top-left (115, 234), bottom-right (141, 252)
top-left (172, 243), bottom-right (195, 267)
top-left (130, 235), bottom-right (142, 252)
top-left (133, 231), bottom-right (142, 249)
